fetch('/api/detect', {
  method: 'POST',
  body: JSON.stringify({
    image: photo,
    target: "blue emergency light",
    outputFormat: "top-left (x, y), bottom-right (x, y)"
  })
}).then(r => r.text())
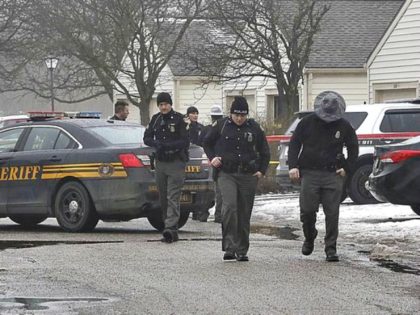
top-left (76, 111), bottom-right (101, 119)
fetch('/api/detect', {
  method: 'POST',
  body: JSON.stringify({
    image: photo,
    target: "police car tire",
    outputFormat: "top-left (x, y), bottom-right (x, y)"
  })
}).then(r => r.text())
top-left (410, 205), bottom-right (420, 216)
top-left (147, 210), bottom-right (189, 232)
top-left (348, 163), bottom-right (379, 205)
top-left (54, 181), bottom-right (99, 232)
top-left (9, 215), bottom-right (47, 227)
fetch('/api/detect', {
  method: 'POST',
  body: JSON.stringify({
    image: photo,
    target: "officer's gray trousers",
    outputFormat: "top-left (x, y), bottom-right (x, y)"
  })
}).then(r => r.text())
top-left (155, 159), bottom-right (186, 230)
top-left (300, 170), bottom-right (344, 254)
top-left (217, 171), bottom-right (258, 255)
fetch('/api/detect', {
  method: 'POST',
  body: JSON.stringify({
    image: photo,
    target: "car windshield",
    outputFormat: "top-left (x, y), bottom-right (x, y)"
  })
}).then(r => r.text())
top-left (88, 125), bottom-right (145, 145)
top-left (342, 112), bottom-right (368, 130)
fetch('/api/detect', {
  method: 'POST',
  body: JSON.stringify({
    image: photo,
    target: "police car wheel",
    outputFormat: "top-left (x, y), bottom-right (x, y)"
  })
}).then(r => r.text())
top-left (410, 205), bottom-right (420, 216)
top-left (348, 163), bottom-right (380, 205)
top-left (54, 181), bottom-right (99, 232)
top-left (147, 210), bottom-right (190, 232)
top-left (9, 215), bottom-right (47, 227)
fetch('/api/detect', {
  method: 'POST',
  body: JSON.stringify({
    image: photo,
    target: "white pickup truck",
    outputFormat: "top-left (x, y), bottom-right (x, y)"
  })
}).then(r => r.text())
top-left (276, 102), bottom-right (420, 204)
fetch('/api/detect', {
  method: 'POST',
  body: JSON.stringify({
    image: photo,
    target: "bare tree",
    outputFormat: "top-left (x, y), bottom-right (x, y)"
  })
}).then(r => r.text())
top-left (191, 0), bottom-right (329, 126)
top-left (23, 0), bottom-right (204, 124)
top-left (1, 0), bottom-right (204, 123)
top-left (0, 0), bottom-right (111, 104)
top-left (0, 0), bottom-right (29, 81)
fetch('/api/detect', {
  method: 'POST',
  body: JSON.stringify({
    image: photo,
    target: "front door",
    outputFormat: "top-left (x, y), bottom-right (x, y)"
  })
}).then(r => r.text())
top-left (0, 128), bottom-right (25, 215)
top-left (6, 127), bottom-right (74, 215)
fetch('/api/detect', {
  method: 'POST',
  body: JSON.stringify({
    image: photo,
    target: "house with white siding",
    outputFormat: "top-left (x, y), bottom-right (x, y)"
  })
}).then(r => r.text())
top-left (221, 1), bottom-right (403, 121)
top-left (367, 0), bottom-right (420, 102)
top-left (301, 0), bottom-right (404, 110)
top-left (120, 1), bottom-right (404, 124)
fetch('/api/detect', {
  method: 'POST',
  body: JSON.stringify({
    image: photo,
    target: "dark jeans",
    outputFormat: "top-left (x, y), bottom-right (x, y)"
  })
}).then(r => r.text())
top-left (300, 169), bottom-right (344, 254)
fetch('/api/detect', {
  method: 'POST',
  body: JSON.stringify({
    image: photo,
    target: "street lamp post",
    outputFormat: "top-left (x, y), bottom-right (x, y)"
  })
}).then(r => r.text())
top-left (44, 57), bottom-right (59, 112)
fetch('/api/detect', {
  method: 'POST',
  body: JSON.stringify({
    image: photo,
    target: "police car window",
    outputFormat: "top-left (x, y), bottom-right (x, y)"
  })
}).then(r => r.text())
top-left (342, 112), bottom-right (368, 130)
top-left (23, 127), bottom-right (60, 151)
top-left (0, 128), bottom-right (24, 153)
top-left (88, 126), bottom-right (145, 144)
top-left (380, 110), bottom-right (420, 132)
top-left (55, 132), bottom-right (76, 149)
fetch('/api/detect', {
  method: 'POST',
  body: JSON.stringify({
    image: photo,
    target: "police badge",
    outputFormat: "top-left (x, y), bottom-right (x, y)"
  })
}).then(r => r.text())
top-left (335, 131), bottom-right (340, 139)
top-left (169, 123), bottom-right (176, 133)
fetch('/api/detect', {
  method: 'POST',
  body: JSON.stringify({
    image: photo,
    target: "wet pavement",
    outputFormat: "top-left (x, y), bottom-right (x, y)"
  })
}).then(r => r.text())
top-left (0, 217), bottom-right (419, 314)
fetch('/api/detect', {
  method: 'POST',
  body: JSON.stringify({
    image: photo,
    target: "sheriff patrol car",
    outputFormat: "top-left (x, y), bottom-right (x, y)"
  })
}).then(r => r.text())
top-left (0, 112), bottom-right (214, 232)
top-left (276, 102), bottom-right (420, 204)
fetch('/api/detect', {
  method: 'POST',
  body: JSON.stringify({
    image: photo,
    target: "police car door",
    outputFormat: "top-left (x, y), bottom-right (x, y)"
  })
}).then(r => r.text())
top-left (0, 127), bottom-right (25, 216)
top-left (6, 126), bottom-right (73, 214)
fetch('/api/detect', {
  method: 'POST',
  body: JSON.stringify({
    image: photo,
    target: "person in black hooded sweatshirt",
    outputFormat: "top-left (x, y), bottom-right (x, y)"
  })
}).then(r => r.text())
top-left (288, 91), bottom-right (358, 262)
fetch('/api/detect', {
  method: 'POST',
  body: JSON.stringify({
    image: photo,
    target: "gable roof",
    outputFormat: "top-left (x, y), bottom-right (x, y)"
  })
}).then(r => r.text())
top-left (306, 0), bottom-right (404, 69)
top-left (167, 20), bottom-right (222, 77)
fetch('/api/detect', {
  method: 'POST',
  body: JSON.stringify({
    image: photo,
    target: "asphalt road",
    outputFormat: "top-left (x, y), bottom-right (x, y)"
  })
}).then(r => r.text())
top-left (0, 214), bottom-right (419, 314)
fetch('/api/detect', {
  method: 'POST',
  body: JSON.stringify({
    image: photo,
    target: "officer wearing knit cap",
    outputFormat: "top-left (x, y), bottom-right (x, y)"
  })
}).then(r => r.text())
top-left (288, 91), bottom-right (358, 262)
top-left (144, 92), bottom-right (189, 243)
top-left (185, 106), bottom-right (204, 147)
top-left (203, 96), bottom-right (270, 261)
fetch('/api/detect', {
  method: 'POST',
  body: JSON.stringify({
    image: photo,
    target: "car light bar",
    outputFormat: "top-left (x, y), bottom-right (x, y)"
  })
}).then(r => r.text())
top-left (77, 111), bottom-right (101, 119)
top-left (380, 150), bottom-right (420, 164)
top-left (28, 111), bottom-right (64, 120)
top-left (64, 111), bottom-right (101, 119)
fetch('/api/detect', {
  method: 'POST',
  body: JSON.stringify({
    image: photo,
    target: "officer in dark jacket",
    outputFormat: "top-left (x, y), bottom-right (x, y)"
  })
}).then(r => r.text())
top-left (203, 96), bottom-right (270, 261)
top-left (288, 91), bottom-right (359, 262)
top-left (143, 92), bottom-right (189, 243)
top-left (110, 100), bottom-right (129, 121)
top-left (185, 106), bottom-right (204, 146)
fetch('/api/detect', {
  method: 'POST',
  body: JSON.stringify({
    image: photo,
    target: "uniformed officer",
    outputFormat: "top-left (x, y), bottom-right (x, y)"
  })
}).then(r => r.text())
top-left (185, 106), bottom-right (204, 146)
top-left (143, 92), bottom-right (189, 243)
top-left (288, 91), bottom-right (359, 262)
top-left (203, 97), bottom-right (270, 261)
top-left (199, 105), bottom-right (224, 223)
top-left (110, 100), bottom-right (129, 121)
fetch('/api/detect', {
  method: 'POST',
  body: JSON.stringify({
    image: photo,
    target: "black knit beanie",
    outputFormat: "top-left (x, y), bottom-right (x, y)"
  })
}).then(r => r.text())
top-left (230, 96), bottom-right (249, 114)
top-left (157, 92), bottom-right (173, 105)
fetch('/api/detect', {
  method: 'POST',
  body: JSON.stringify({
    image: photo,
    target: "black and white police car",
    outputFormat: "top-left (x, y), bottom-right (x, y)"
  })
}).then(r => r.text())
top-left (0, 112), bottom-right (214, 232)
top-left (276, 101), bottom-right (420, 204)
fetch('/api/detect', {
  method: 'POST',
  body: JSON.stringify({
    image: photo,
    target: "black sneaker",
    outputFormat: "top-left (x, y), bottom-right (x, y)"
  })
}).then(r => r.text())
top-left (302, 230), bottom-right (318, 256)
top-left (223, 252), bottom-right (236, 261)
top-left (162, 230), bottom-right (173, 243)
top-left (326, 253), bottom-right (339, 262)
top-left (236, 254), bottom-right (249, 262)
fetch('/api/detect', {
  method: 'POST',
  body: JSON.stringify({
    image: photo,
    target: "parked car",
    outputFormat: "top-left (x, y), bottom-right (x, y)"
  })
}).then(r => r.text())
top-left (368, 135), bottom-right (420, 215)
top-left (276, 102), bottom-right (420, 204)
top-left (0, 114), bottom-right (29, 128)
top-left (0, 112), bottom-right (214, 232)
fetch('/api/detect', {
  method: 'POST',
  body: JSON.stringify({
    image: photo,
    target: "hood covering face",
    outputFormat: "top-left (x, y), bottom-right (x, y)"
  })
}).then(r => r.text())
top-left (314, 91), bottom-right (346, 122)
